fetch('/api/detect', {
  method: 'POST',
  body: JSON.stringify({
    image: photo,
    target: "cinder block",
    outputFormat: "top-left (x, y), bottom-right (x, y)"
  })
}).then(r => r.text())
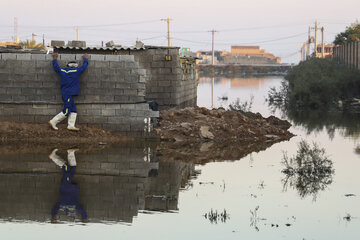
top-left (109, 61), bottom-right (124, 68)
top-left (119, 55), bottom-right (135, 62)
top-left (114, 95), bottom-right (130, 102)
top-left (1, 53), bottom-right (17, 60)
top-left (115, 83), bottom-right (131, 89)
top-left (59, 54), bottom-right (75, 61)
top-left (16, 54), bottom-right (32, 60)
top-left (89, 55), bottom-right (105, 61)
top-left (0, 73), bottom-right (10, 82)
top-left (130, 83), bottom-right (145, 90)
top-left (104, 104), bottom-right (121, 110)
top-left (158, 81), bottom-right (171, 87)
top-left (124, 62), bottom-right (138, 68)
top-left (6, 88), bottom-right (21, 95)
top-left (115, 109), bottom-right (131, 116)
top-left (105, 55), bottom-right (120, 61)
top-left (45, 54), bottom-right (54, 60)
top-left (101, 109), bottom-right (115, 116)
top-left (36, 60), bottom-right (52, 68)
top-left (21, 88), bottom-right (36, 95)
top-left (31, 54), bottom-right (46, 61)
top-left (21, 61), bottom-right (36, 68)
top-left (94, 61), bottom-right (109, 68)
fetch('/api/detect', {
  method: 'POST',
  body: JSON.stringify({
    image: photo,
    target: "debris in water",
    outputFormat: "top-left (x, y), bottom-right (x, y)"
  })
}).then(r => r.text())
top-left (199, 182), bottom-right (214, 185)
top-left (344, 194), bottom-right (356, 197)
top-left (250, 206), bottom-right (261, 231)
top-left (204, 209), bottom-right (229, 224)
top-left (98, 142), bottom-right (107, 145)
top-left (343, 213), bottom-right (352, 221)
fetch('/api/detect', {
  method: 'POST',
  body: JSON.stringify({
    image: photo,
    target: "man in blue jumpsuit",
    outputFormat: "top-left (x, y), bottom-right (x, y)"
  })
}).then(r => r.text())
top-left (49, 53), bottom-right (88, 131)
top-left (49, 149), bottom-right (87, 223)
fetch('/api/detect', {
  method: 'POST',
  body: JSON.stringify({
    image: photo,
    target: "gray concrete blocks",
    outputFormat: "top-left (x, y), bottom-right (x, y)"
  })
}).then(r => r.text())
top-left (89, 54), bottom-right (105, 61)
top-left (119, 55), bottom-right (135, 62)
top-left (1, 53), bottom-right (17, 60)
top-left (16, 54), bottom-right (32, 61)
top-left (0, 48), bottom-right (195, 133)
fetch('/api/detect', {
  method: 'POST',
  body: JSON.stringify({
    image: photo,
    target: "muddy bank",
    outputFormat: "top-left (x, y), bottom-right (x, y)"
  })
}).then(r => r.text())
top-left (155, 107), bottom-right (293, 143)
top-left (0, 121), bottom-right (130, 148)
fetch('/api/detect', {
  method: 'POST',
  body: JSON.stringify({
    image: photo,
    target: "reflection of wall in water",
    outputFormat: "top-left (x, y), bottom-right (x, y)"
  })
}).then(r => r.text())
top-left (0, 145), bottom-right (194, 223)
top-left (145, 161), bottom-right (194, 211)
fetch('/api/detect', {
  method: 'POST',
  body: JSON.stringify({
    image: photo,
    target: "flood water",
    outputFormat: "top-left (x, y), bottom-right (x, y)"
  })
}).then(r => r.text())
top-left (1, 76), bottom-right (360, 240)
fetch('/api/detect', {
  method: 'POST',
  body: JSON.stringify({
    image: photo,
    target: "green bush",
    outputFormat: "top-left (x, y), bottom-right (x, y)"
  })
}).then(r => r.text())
top-left (284, 58), bottom-right (360, 108)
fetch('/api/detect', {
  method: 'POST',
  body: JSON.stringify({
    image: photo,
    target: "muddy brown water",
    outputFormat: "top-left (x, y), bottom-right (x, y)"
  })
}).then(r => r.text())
top-left (1, 76), bottom-right (359, 240)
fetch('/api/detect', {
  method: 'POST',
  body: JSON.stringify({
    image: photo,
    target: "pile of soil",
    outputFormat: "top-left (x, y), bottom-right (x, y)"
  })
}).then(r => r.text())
top-left (155, 107), bottom-right (294, 143)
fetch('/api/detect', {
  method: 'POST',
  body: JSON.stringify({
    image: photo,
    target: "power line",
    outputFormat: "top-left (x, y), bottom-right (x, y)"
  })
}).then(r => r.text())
top-left (0, 19), bottom-right (161, 29)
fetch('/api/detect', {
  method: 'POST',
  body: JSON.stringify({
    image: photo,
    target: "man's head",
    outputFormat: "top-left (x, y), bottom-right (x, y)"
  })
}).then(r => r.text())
top-left (67, 61), bottom-right (78, 68)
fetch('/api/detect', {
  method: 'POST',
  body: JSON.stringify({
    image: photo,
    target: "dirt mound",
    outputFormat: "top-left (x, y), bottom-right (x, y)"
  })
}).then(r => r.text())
top-left (155, 107), bottom-right (293, 143)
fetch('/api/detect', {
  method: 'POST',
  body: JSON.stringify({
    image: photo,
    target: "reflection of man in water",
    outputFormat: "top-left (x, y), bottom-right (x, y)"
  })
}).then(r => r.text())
top-left (49, 149), bottom-right (87, 223)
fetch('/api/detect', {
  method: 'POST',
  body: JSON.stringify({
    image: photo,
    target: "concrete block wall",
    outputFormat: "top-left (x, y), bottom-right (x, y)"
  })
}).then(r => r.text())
top-left (0, 144), bottom-right (158, 177)
top-left (132, 47), bottom-right (198, 109)
top-left (0, 53), bottom-right (159, 133)
top-left (144, 161), bottom-right (194, 211)
top-left (0, 146), bottom-right (195, 223)
top-left (55, 47), bottom-right (198, 110)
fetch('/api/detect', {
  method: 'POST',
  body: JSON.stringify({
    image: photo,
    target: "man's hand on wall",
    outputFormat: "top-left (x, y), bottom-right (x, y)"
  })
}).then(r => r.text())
top-left (83, 53), bottom-right (88, 59)
top-left (52, 53), bottom-right (58, 59)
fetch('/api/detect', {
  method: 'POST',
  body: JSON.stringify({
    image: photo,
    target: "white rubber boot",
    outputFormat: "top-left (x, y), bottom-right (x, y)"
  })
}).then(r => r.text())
top-left (49, 112), bottom-right (66, 130)
top-left (67, 149), bottom-right (78, 166)
top-left (67, 112), bottom-right (80, 131)
top-left (49, 149), bottom-right (66, 168)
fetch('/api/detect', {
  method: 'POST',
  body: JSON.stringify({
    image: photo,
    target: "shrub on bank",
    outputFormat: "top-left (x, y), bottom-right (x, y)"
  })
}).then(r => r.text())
top-left (281, 58), bottom-right (360, 108)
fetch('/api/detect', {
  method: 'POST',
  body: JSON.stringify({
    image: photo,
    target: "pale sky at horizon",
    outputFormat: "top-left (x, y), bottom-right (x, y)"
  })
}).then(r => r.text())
top-left (1, 0), bottom-right (359, 63)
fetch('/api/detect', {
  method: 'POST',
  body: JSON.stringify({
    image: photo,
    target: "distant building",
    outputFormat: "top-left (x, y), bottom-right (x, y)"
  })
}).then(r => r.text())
top-left (180, 47), bottom-right (196, 58)
top-left (223, 46), bottom-right (281, 65)
top-left (0, 41), bottom-right (18, 47)
top-left (196, 50), bottom-right (227, 64)
top-left (316, 44), bottom-right (334, 58)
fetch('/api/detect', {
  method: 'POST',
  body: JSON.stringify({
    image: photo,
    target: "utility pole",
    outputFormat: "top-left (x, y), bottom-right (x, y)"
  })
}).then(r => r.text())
top-left (307, 26), bottom-right (311, 58)
top-left (314, 21), bottom-right (318, 57)
top-left (210, 29), bottom-right (217, 65)
top-left (161, 18), bottom-right (172, 47)
top-left (76, 27), bottom-right (79, 40)
top-left (32, 32), bottom-right (36, 42)
top-left (14, 17), bottom-right (18, 43)
top-left (321, 26), bottom-right (325, 58)
top-left (42, 34), bottom-right (45, 46)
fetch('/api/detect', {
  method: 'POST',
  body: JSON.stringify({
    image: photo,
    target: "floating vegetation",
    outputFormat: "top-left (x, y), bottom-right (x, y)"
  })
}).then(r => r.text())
top-left (204, 209), bottom-right (229, 224)
top-left (281, 140), bottom-right (334, 200)
top-left (343, 213), bottom-right (352, 222)
top-left (229, 95), bottom-right (254, 113)
top-left (250, 206), bottom-right (260, 231)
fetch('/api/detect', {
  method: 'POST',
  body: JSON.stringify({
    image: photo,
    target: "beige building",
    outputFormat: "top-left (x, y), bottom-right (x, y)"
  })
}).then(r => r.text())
top-left (223, 46), bottom-right (281, 64)
top-left (316, 44), bottom-right (334, 58)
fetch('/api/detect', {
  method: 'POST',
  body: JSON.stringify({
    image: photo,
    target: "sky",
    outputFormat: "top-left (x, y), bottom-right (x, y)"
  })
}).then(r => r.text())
top-left (0, 0), bottom-right (359, 63)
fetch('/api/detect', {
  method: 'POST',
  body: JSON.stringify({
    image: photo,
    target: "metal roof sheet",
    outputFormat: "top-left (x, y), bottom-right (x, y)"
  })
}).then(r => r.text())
top-left (53, 46), bottom-right (145, 51)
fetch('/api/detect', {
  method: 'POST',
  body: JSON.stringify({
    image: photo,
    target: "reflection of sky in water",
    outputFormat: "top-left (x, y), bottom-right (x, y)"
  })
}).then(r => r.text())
top-left (1, 76), bottom-right (360, 239)
top-left (197, 76), bottom-right (283, 117)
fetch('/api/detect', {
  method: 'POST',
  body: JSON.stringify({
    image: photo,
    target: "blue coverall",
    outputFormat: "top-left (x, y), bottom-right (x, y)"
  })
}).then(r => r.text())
top-left (51, 164), bottom-right (87, 220)
top-left (52, 59), bottom-right (88, 116)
